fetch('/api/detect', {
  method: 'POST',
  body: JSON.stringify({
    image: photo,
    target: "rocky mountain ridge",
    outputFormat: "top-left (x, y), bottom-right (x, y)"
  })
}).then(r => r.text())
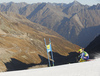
top-left (0, 1), bottom-right (98, 47)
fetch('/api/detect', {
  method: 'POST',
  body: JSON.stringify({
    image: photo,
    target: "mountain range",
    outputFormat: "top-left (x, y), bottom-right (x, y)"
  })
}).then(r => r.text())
top-left (0, 1), bottom-right (99, 47)
top-left (0, 1), bottom-right (100, 47)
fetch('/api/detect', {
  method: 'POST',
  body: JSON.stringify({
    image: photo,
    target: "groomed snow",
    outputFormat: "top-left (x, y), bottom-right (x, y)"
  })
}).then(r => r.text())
top-left (0, 58), bottom-right (100, 76)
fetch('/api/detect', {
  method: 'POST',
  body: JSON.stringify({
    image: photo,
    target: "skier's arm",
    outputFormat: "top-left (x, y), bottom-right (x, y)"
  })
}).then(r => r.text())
top-left (80, 53), bottom-right (84, 59)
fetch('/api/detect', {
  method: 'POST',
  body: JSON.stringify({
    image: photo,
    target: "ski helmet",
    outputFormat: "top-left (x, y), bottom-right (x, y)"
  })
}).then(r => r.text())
top-left (77, 49), bottom-right (83, 53)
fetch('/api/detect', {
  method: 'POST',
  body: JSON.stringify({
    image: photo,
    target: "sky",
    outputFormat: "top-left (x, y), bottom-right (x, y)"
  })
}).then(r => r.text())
top-left (0, 0), bottom-right (100, 6)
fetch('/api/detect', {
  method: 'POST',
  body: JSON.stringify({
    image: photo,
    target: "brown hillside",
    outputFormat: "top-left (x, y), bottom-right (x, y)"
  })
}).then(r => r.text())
top-left (0, 12), bottom-right (79, 72)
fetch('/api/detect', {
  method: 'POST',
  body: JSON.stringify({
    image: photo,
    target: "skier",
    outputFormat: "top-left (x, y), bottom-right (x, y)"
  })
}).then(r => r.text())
top-left (77, 48), bottom-right (89, 62)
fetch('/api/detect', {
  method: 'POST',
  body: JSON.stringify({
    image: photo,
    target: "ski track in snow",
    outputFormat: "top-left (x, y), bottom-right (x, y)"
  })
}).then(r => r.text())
top-left (0, 58), bottom-right (100, 76)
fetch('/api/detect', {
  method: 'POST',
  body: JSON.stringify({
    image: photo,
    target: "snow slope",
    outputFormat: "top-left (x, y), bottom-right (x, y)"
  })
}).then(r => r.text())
top-left (0, 58), bottom-right (100, 76)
